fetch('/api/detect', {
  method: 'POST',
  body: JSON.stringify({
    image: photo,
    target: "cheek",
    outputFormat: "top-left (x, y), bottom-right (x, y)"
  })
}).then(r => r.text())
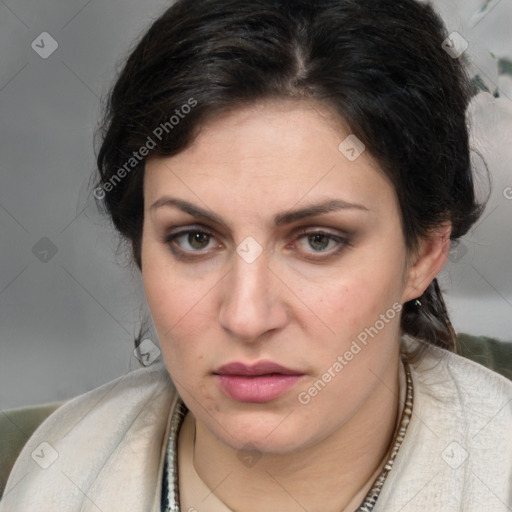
top-left (141, 243), bottom-right (204, 366)
top-left (296, 255), bottom-right (404, 335)
top-left (287, 254), bottom-right (406, 380)
top-left (145, 278), bottom-right (210, 394)
top-left (142, 234), bottom-right (200, 328)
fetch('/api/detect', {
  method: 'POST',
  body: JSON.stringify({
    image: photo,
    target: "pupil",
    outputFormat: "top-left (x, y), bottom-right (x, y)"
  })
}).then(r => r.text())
top-left (189, 232), bottom-right (209, 249)
top-left (309, 234), bottom-right (329, 251)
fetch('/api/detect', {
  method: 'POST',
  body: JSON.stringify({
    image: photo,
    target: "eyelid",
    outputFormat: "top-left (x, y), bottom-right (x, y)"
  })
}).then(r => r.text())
top-left (163, 225), bottom-right (218, 246)
top-left (163, 226), bottom-right (222, 262)
top-left (163, 224), bottom-right (352, 260)
top-left (291, 227), bottom-right (351, 254)
top-left (292, 225), bottom-right (351, 237)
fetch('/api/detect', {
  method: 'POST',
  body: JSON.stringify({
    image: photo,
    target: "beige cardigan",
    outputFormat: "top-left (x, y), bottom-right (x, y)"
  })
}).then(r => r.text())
top-left (1, 341), bottom-right (511, 511)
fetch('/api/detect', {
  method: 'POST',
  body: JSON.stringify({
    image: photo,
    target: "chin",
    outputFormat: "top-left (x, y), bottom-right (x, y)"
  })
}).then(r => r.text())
top-left (208, 408), bottom-right (321, 455)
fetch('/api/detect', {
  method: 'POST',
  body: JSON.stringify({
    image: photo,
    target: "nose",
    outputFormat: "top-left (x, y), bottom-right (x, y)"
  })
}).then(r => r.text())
top-left (218, 252), bottom-right (288, 342)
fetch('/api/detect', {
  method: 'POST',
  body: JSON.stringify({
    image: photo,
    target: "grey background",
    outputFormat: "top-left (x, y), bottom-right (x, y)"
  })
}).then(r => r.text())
top-left (1, 0), bottom-right (511, 410)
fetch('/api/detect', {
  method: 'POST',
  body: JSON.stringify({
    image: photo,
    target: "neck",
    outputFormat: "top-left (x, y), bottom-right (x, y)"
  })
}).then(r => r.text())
top-left (193, 356), bottom-right (401, 512)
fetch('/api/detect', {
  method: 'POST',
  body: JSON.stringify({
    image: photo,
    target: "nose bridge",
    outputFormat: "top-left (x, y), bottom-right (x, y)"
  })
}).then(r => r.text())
top-left (219, 250), bottom-right (285, 340)
top-left (229, 252), bottom-right (270, 312)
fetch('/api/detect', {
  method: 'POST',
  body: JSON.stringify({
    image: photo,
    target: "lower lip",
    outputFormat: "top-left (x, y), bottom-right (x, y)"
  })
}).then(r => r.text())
top-left (216, 374), bottom-right (303, 403)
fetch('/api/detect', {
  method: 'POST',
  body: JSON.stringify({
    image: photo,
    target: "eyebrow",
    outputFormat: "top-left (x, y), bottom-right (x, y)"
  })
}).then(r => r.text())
top-left (150, 196), bottom-right (369, 227)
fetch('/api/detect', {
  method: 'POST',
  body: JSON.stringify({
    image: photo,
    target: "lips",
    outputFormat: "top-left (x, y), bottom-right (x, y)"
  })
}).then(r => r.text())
top-left (216, 361), bottom-right (301, 376)
top-left (214, 361), bottom-right (304, 403)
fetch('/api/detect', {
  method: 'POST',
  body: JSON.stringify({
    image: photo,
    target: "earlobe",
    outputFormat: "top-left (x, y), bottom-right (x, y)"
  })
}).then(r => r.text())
top-left (402, 223), bottom-right (452, 303)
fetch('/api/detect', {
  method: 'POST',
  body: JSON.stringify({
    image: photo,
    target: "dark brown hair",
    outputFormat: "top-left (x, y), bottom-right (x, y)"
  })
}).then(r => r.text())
top-left (95, 0), bottom-right (484, 351)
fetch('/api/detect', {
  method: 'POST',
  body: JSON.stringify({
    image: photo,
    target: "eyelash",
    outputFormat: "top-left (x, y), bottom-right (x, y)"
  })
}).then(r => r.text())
top-left (164, 226), bottom-right (351, 262)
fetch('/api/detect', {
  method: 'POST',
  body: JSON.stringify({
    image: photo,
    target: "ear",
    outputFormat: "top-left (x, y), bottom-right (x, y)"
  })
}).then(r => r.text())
top-left (402, 223), bottom-right (452, 303)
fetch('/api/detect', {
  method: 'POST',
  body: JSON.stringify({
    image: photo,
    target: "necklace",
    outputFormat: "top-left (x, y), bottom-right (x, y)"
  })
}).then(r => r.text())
top-left (162, 360), bottom-right (414, 512)
top-left (355, 360), bottom-right (414, 511)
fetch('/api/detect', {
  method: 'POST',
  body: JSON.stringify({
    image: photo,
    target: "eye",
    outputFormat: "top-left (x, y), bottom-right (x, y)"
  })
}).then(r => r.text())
top-left (293, 229), bottom-right (350, 256)
top-left (165, 228), bottom-right (221, 256)
top-left (164, 226), bottom-right (350, 261)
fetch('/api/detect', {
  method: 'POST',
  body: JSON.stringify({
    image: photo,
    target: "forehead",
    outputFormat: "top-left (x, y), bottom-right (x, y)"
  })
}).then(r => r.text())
top-left (144, 99), bottom-right (396, 216)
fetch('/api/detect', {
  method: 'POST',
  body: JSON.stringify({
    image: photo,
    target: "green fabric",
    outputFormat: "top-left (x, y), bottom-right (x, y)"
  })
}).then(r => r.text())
top-left (1, 334), bottom-right (510, 500)
top-left (0, 401), bottom-right (65, 500)
top-left (455, 333), bottom-right (512, 381)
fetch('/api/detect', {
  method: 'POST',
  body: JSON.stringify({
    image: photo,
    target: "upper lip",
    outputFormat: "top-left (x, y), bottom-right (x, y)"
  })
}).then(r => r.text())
top-left (214, 361), bottom-right (303, 376)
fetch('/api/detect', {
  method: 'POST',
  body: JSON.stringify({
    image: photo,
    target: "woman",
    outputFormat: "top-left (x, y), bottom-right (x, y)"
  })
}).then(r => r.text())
top-left (1, 0), bottom-right (511, 510)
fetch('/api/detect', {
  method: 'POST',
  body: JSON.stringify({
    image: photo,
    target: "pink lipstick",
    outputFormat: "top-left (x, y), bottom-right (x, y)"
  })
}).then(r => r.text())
top-left (214, 361), bottom-right (304, 403)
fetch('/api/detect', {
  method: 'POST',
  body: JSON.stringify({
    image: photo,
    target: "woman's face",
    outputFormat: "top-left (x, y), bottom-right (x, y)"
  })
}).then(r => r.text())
top-left (142, 99), bottom-right (417, 454)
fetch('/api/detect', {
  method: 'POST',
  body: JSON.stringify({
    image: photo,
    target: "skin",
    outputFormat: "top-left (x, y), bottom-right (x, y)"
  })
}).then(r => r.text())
top-left (141, 98), bottom-right (450, 511)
